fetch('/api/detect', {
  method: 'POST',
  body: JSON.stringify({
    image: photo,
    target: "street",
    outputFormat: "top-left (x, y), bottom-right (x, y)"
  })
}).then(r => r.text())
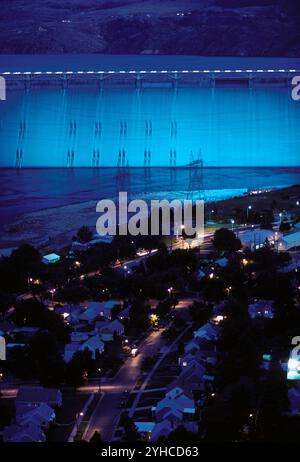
top-left (83, 328), bottom-right (166, 441)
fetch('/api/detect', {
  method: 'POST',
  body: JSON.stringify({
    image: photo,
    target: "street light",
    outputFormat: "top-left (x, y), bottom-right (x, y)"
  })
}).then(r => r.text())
top-left (247, 205), bottom-right (252, 221)
top-left (76, 411), bottom-right (84, 432)
top-left (168, 287), bottom-right (173, 295)
top-left (50, 288), bottom-right (56, 303)
top-left (98, 368), bottom-right (102, 394)
top-left (176, 225), bottom-right (183, 239)
top-left (27, 277), bottom-right (33, 291)
top-left (226, 286), bottom-right (232, 297)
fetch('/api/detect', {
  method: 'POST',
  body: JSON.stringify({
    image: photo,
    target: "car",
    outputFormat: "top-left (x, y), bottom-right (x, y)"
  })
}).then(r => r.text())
top-left (131, 347), bottom-right (139, 357)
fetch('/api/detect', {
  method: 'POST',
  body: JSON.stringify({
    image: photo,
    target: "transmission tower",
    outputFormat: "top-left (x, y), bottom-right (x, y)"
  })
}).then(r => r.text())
top-left (116, 159), bottom-right (131, 201)
top-left (186, 149), bottom-right (206, 202)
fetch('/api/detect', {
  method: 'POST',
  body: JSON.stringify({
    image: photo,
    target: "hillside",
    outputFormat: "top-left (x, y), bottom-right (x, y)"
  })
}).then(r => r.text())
top-left (0, 0), bottom-right (299, 56)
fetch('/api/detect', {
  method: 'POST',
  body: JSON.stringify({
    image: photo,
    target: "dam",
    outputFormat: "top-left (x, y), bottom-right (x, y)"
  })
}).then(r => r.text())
top-left (0, 55), bottom-right (300, 168)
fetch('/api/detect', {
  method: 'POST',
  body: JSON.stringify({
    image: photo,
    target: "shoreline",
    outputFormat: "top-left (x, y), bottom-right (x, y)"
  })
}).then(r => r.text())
top-left (1, 184), bottom-right (299, 256)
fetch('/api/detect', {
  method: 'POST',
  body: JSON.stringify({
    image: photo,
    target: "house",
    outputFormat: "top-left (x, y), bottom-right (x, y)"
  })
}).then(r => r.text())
top-left (196, 269), bottom-right (206, 281)
top-left (16, 386), bottom-right (62, 421)
top-left (184, 335), bottom-right (216, 356)
top-left (55, 304), bottom-right (83, 325)
top-left (215, 257), bottom-right (229, 268)
top-left (99, 300), bottom-right (123, 319)
top-left (42, 253), bottom-right (60, 264)
top-left (64, 342), bottom-right (81, 363)
top-left (184, 338), bottom-right (202, 355)
top-left (278, 231), bottom-right (300, 251)
top-left (151, 420), bottom-right (173, 442)
top-left (20, 403), bottom-right (56, 428)
top-left (78, 302), bottom-right (104, 324)
top-left (79, 334), bottom-right (105, 359)
top-left (3, 422), bottom-right (46, 443)
top-left (180, 349), bottom-right (217, 368)
top-left (95, 319), bottom-right (124, 341)
top-left (178, 362), bottom-right (206, 392)
top-left (239, 229), bottom-right (281, 251)
top-left (70, 331), bottom-right (90, 343)
top-left (79, 300), bottom-right (123, 324)
top-left (64, 332), bottom-right (104, 363)
top-left (274, 212), bottom-right (294, 224)
top-left (154, 386), bottom-right (195, 424)
top-left (193, 322), bottom-right (220, 342)
top-left (248, 300), bottom-right (274, 319)
top-left (294, 222), bottom-right (300, 230)
top-left (134, 421), bottom-right (155, 440)
top-left (169, 362), bottom-right (207, 395)
top-left (118, 306), bottom-right (131, 321)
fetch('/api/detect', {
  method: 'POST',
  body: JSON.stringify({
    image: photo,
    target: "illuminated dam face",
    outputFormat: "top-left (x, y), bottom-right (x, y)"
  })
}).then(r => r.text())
top-left (0, 85), bottom-right (299, 167)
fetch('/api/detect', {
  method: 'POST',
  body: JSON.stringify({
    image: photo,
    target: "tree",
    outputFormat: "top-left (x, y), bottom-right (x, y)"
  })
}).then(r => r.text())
top-left (11, 244), bottom-right (41, 273)
top-left (0, 244), bottom-right (42, 293)
top-left (67, 350), bottom-right (95, 386)
top-left (29, 331), bottom-right (59, 363)
top-left (257, 360), bottom-right (289, 440)
top-left (119, 412), bottom-right (140, 442)
top-left (213, 228), bottom-right (241, 253)
top-left (89, 431), bottom-right (103, 443)
top-left (129, 299), bottom-right (150, 332)
top-left (0, 292), bottom-right (15, 318)
top-left (75, 226), bottom-right (93, 244)
top-left (279, 220), bottom-right (291, 232)
top-left (0, 403), bottom-right (13, 429)
top-left (165, 426), bottom-right (199, 443)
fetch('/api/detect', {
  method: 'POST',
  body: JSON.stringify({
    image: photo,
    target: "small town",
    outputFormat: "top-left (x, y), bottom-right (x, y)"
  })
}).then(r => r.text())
top-left (1, 185), bottom-right (300, 443)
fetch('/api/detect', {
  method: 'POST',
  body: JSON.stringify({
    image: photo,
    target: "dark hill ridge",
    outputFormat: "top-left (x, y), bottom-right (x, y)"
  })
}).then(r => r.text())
top-left (0, 0), bottom-right (299, 56)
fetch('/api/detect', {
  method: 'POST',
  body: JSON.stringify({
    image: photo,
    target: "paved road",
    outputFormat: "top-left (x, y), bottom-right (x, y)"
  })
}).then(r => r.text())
top-left (83, 328), bottom-right (166, 442)
top-left (129, 323), bottom-right (192, 418)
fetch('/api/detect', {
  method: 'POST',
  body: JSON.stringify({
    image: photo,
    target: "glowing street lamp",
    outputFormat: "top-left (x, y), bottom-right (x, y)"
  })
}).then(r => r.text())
top-left (150, 313), bottom-right (159, 327)
top-left (50, 288), bottom-right (56, 303)
top-left (76, 411), bottom-right (84, 432)
top-left (226, 286), bottom-right (232, 297)
top-left (98, 368), bottom-right (102, 393)
top-left (168, 287), bottom-right (173, 296)
top-left (247, 205), bottom-right (252, 221)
